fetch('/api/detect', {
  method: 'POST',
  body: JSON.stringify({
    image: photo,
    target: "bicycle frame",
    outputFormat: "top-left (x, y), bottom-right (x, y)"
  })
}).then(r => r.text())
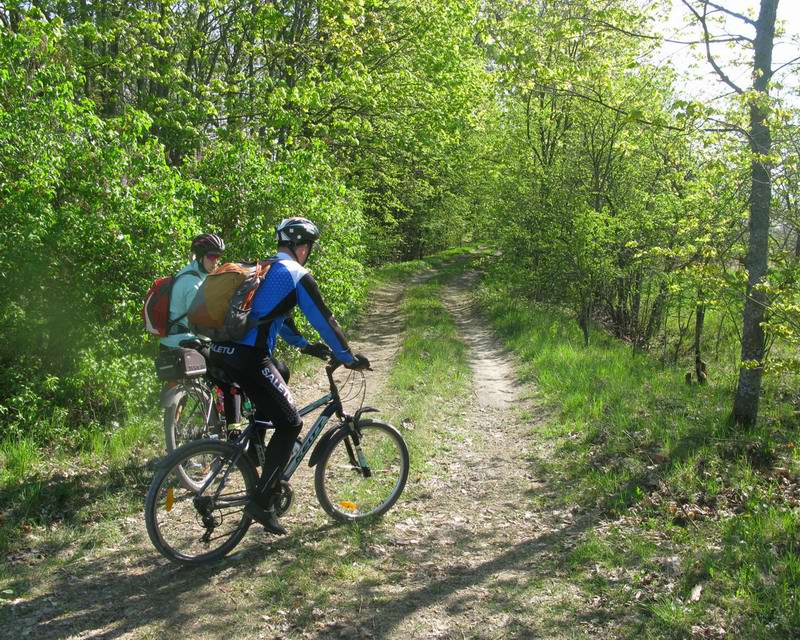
top-left (201, 362), bottom-right (355, 503)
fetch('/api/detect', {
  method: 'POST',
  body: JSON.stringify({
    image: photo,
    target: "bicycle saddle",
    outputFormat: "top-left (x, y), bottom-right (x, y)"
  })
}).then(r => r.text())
top-left (179, 338), bottom-right (204, 350)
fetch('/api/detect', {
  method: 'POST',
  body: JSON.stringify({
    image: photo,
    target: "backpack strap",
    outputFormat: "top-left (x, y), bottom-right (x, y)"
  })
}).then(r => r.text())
top-left (167, 269), bottom-right (202, 334)
top-left (250, 259), bottom-right (284, 348)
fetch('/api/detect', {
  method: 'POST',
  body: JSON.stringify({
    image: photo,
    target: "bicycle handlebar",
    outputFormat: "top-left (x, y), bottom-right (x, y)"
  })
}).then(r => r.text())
top-left (325, 358), bottom-right (372, 373)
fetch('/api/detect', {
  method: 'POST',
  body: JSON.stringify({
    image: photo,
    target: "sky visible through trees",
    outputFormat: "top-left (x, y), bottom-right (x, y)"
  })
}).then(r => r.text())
top-left (651, 0), bottom-right (799, 100)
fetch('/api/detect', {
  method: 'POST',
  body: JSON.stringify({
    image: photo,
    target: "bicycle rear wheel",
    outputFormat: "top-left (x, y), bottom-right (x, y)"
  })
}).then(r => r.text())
top-left (145, 440), bottom-right (256, 565)
top-left (164, 383), bottom-right (224, 491)
top-left (314, 420), bottom-right (409, 522)
top-left (164, 383), bottom-right (223, 451)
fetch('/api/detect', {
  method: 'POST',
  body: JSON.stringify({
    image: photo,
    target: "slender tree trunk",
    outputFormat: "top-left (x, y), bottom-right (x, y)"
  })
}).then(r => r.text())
top-left (733, 0), bottom-right (778, 426)
top-left (644, 281), bottom-right (668, 345)
top-left (794, 227), bottom-right (800, 259)
top-left (578, 297), bottom-right (591, 347)
top-left (694, 291), bottom-right (707, 384)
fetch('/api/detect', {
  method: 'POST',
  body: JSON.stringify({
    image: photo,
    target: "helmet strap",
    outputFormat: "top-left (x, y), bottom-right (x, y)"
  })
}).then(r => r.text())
top-left (285, 244), bottom-right (300, 262)
top-left (286, 242), bottom-right (312, 265)
top-left (196, 253), bottom-right (210, 273)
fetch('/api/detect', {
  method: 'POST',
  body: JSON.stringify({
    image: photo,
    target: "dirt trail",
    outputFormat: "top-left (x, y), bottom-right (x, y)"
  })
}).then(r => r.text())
top-left (442, 271), bottom-right (521, 410)
top-left (321, 268), bottom-right (590, 640)
top-left (3, 266), bottom-right (596, 640)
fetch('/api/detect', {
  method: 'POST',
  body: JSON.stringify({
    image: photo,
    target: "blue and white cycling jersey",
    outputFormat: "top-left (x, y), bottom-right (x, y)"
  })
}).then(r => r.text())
top-left (237, 251), bottom-right (355, 364)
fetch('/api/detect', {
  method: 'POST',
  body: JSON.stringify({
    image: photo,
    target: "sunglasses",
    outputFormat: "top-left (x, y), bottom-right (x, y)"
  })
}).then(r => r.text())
top-left (205, 253), bottom-right (222, 260)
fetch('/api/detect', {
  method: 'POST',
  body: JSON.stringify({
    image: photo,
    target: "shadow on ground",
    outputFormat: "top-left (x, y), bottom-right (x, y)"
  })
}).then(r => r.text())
top-left (1, 522), bottom-right (341, 640)
top-left (338, 512), bottom-right (599, 640)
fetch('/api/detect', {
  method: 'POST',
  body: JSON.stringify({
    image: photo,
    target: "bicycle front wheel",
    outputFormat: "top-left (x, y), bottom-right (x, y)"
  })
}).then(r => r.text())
top-left (145, 440), bottom-right (256, 565)
top-left (164, 383), bottom-right (224, 491)
top-left (314, 420), bottom-right (409, 522)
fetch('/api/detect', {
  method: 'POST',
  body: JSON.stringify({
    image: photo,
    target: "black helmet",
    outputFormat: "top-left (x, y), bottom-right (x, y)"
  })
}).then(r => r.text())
top-left (275, 217), bottom-right (320, 246)
top-left (191, 233), bottom-right (225, 257)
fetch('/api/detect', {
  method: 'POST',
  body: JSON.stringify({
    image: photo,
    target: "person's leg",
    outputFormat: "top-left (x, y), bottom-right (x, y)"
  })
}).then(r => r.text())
top-left (235, 356), bottom-right (301, 496)
top-left (222, 387), bottom-right (241, 425)
top-left (209, 344), bottom-right (300, 534)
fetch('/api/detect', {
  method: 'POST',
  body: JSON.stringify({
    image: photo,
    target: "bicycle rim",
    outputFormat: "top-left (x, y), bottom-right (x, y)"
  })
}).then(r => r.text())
top-left (165, 386), bottom-right (219, 452)
top-left (315, 420), bottom-right (409, 522)
top-left (145, 441), bottom-right (255, 564)
top-left (165, 386), bottom-right (223, 491)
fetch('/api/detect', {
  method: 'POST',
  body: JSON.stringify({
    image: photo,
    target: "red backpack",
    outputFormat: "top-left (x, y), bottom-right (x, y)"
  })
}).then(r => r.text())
top-left (142, 270), bottom-right (200, 337)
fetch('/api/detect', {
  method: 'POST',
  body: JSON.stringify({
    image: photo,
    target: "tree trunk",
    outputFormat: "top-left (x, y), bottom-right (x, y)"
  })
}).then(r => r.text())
top-left (795, 226), bottom-right (800, 259)
top-left (733, 0), bottom-right (778, 426)
top-left (578, 297), bottom-right (591, 347)
top-left (694, 291), bottom-right (707, 384)
top-left (643, 281), bottom-right (668, 345)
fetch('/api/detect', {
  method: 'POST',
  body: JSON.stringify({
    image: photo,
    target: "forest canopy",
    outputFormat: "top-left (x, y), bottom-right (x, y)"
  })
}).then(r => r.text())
top-left (1, 0), bottom-right (799, 437)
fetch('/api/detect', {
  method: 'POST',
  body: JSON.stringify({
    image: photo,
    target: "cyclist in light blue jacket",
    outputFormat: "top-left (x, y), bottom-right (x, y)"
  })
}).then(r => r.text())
top-left (159, 233), bottom-right (225, 349)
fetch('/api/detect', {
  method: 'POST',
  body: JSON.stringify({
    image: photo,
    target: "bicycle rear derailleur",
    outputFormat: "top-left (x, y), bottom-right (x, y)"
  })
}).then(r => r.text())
top-left (193, 495), bottom-right (220, 543)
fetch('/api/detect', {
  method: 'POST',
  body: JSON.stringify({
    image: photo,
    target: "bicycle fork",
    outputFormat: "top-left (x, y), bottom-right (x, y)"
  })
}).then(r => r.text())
top-left (344, 428), bottom-right (372, 478)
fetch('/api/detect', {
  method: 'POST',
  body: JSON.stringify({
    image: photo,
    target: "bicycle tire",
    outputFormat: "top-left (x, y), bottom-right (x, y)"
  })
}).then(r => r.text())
top-left (314, 419), bottom-right (409, 523)
top-left (164, 383), bottom-right (222, 490)
top-left (145, 440), bottom-right (257, 565)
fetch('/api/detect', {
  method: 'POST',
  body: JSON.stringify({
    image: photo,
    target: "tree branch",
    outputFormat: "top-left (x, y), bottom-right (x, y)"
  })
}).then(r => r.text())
top-left (704, 0), bottom-right (757, 26)
top-left (768, 54), bottom-right (800, 80)
top-left (681, 0), bottom-right (745, 95)
top-left (591, 19), bottom-right (752, 45)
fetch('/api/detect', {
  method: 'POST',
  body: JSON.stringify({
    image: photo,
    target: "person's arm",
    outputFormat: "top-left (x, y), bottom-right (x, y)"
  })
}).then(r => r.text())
top-left (279, 315), bottom-right (309, 349)
top-left (296, 273), bottom-right (355, 364)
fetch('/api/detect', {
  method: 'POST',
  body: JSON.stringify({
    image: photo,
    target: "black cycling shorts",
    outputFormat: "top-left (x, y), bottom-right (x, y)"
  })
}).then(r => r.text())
top-left (209, 343), bottom-right (301, 430)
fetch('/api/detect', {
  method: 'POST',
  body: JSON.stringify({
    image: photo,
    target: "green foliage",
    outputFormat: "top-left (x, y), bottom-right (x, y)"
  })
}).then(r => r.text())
top-left (0, 1), bottom-right (489, 443)
top-left (0, 18), bottom-right (196, 441)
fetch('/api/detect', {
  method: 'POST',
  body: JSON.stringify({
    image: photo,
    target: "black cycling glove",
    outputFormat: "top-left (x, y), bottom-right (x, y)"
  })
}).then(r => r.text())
top-left (300, 342), bottom-right (333, 360)
top-left (345, 353), bottom-right (371, 370)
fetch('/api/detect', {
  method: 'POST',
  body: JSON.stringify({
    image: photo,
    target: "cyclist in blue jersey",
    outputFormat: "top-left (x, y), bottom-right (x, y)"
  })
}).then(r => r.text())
top-left (209, 217), bottom-right (369, 535)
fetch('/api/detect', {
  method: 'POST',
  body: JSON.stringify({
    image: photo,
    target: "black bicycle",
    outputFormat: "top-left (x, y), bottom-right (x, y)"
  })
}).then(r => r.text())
top-left (144, 360), bottom-right (409, 564)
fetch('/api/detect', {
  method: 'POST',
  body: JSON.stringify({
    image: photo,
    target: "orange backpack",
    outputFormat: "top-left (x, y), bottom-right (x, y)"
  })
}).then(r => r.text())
top-left (187, 261), bottom-right (273, 342)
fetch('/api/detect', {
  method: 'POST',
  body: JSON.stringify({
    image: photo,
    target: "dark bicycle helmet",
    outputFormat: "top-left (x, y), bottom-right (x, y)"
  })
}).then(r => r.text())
top-left (191, 233), bottom-right (225, 257)
top-left (275, 217), bottom-right (320, 246)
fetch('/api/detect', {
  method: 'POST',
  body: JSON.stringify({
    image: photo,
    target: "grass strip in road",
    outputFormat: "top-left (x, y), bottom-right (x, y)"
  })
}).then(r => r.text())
top-left (387, 272), bottom-right (472, 477)
top-left (477, 270), bottom-right (800, 639)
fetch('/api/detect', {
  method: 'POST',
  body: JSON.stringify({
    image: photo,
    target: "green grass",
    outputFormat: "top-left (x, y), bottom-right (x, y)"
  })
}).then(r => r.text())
top-left (386, 264), bottom-right (473, 480)
top-left (371, 258), bottom-right (430, 284)
top-left (477, 267), bottom-right (800, 639)
top-left (0, 437), bottom-right (41, 482)
top-left (0, 417), bottom-right (162, 560)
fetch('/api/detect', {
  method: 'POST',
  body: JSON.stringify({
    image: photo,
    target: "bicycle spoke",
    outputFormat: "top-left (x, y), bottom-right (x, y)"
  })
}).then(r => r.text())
top-left (315, 422), bottom-right (409, 521)
top-left (146, 442), bottom-right (254, 563)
